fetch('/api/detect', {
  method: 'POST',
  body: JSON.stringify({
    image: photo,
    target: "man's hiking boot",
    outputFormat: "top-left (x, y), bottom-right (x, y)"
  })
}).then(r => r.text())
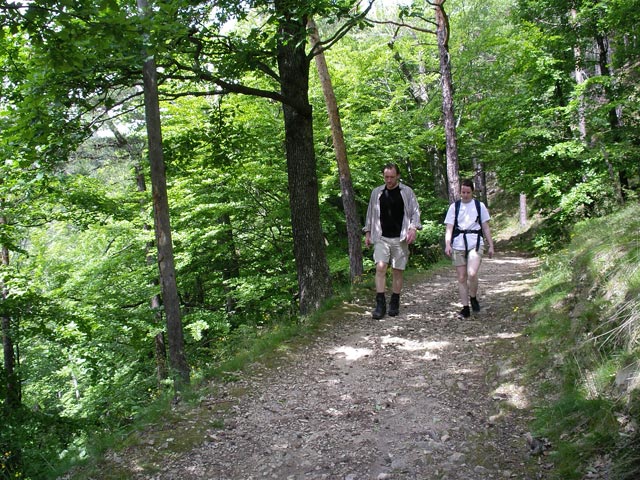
top-left (470, 296), bottom-right (481, 312)
top-left (372, 293), bottom-right (386, 319)
top-left (457, 305), bottom-right (470, 319)
top-left (388, 293), bottom-right (400, 317)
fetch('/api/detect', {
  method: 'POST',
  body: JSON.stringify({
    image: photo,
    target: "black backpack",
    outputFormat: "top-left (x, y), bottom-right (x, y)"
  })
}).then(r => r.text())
top-left (453, 199), bottom-right (483, 255)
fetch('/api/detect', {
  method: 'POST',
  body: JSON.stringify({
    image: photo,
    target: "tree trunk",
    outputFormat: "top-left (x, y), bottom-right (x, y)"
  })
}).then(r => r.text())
top-left (472, 156), bottom-right (488, 205)
top-left (217, 212), bottom-right (240, 315)
top-left (307, 18), bottom-right (363, 282)
top-left (151, 298), bottom-right (168, 385)
top-left (595, 34), bottom-right (626, 203)
top-left (1, 312), bottom-right (18, 407)
top-left (571, 9), bottom-right (588, 141)
top-left (388, 40), bottom-right (448, 201)
top-left (275, 5), bottom-right (332, 314)
top-left (0, 193), bottom-right (23, 475)
top-left (430, 148), bottom-right (449, 200)
top-left (137, 0), bottom-right (190, 387)
top-left (434, 0), bottom-right (460, 202)
top-left (110, 123), bottom-right (169, 386)
top-left (1, 216), bottom-right (20, 411)
top-left (134, 163), bottom-right (169, 385)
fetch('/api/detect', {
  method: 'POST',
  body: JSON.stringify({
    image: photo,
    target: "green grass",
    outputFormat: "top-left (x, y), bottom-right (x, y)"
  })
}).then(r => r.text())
top-left (525, 203), bottom-right (640, 479)
top-left (533, 393), bottom-right (617, 479)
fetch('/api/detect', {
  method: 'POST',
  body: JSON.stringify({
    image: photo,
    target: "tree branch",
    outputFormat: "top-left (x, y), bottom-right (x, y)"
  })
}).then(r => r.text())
top-left (364, 18), bottom-right (436, 35)
top-left (163, 60), bottom-right (291, 107)
top-left (308, 0), bottom-right (376, 57)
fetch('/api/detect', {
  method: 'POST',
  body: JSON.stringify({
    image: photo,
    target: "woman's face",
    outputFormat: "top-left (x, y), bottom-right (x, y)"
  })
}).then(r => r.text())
top-left (460, 185), bottom-right (474, 202)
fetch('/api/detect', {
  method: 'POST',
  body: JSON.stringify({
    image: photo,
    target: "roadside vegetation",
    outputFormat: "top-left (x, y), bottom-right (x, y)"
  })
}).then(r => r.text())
top-left (524, 201), bottom-right (640, 479)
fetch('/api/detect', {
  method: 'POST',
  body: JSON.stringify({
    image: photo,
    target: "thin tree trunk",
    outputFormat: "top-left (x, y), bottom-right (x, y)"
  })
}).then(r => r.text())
top-left (430, 148), bottom-right (449, 199)
top-left (151, 296), bottom-right (168, 384)
top-left (1, 311), bottom-right (17, 406)
top-left (135, 163), bottom-right (169, 385)
top-left (434, 0), bottom-right (460, 202)
top-left (137, 0), bottom-right (189, 387)
top-left (472, 156), bottom-right (488, 205)
top-left (109, 123), bottom-right (168, 386)
top-left (1, 215), bottom-right (20, 411)
top-left (519, 193), bottom-right (528, 227)
top-left (595, 34), bottom-right (626, 203)
top-left (307, 18), bottom-right (363, 282)
top-left (389, 39), bottom-right (448, 200)
top-left (217, 212), bottom-right (240, 314)
top-left (571, 9), bottom-right (588, 141)
top-left (274, 4), bottom-right (332, 314)
top-left (1, 194), bottom-right (23, 476)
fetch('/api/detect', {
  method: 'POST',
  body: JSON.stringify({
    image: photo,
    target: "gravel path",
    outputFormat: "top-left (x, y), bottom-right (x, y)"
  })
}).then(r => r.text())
top-left (105, 252), bottom-right (550, 479)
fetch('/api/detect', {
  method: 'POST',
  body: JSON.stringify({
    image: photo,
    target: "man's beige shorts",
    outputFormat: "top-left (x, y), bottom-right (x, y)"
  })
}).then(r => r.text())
top-left (373, 236), bottom-right (409, 270)
top-left (452, 248), bottom-right (484, 267)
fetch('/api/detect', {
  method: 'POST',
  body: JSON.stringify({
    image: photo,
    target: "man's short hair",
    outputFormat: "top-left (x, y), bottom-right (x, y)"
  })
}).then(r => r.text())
top-left (461, 178), bottom-right (474, 191)
top-left (383, 163), bottom-right (400, 175)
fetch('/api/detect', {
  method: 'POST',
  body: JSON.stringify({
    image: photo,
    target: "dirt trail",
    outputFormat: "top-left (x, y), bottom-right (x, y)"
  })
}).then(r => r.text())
top-left (121, 253), bottom-right (549, 479)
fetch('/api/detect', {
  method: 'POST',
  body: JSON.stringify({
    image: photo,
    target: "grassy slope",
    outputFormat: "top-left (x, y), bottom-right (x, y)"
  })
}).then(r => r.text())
top-left (525, 203), bottom-right (640, 479)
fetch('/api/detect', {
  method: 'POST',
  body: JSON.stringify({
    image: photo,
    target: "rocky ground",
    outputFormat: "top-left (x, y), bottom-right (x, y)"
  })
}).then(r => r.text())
top-left (100, 251), bottom-right (556, 480)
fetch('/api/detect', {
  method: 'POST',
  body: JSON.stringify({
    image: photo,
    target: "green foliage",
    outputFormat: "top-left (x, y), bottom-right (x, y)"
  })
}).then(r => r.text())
top-left (1, 405), bottom-right (89, 480)
top-left (163, 92), bottom-right (300, 330)
top-left (1, 0), bottom-right (639, 476)
top-left (411, 220), bottom-right (446, 268)
top-left (520, 170), bottom-right (619, 255)
top-left (527, 204), bottom-right (640, 478)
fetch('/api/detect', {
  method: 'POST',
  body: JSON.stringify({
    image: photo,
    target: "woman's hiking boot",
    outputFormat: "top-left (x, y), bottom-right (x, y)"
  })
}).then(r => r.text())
top-left (388, 293), bottom-right (400, 316)
top-left (372, 293), bottom-right (386, 319)
top-left (457, 305), bottom-right (471, 319)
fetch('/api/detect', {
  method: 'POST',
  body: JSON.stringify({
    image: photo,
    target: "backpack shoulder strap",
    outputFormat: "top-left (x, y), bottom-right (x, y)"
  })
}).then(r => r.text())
top-left (454, 199), bottom-right (461, 227)
top-left (474, 199), bottom-right (483, 251)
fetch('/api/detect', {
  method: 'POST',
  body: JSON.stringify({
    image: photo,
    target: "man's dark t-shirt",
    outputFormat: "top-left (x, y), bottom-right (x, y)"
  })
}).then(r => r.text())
top-left (379, 186), bottom-right (404, 238)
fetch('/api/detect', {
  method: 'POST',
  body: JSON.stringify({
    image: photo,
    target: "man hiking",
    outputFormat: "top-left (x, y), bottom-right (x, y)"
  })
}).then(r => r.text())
top-left (364, 163), bottom-right (421, 319)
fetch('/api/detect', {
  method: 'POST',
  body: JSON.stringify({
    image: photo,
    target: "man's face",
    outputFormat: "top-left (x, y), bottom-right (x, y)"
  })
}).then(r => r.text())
top-left (460, 185), bottom-right (474, 202)
top-left (383, 168), bottom-right (400, 189)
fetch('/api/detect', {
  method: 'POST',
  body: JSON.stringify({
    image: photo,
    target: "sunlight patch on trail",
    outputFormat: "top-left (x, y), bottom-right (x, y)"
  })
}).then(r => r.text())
top-left (463, 332), bottom-right (522, 343)
top-left (490, 278), bottom-right (538, 295)
top-left (325, 407), bottom-right (343, 417)
top-left (449, 367), bottom-right (475, 375)
top-left (493, 383), bottom-right (529, 409)
top-left (381, 336), bottom-right (451, 352)
top-left (422, 351), bottom-right (440, 361)
top-left (328, 345), bottom-right (373, 361)
top-left (488, 256), bottom-right (540, 266)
